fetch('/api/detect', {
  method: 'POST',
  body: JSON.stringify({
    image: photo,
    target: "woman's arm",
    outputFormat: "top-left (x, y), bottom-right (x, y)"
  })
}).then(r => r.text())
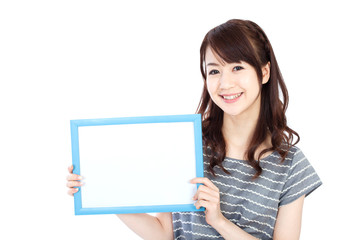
top-left (116, 212), bottom-right (173, 240)
top-left (191, 178), bottom-right (305, 240)
top-left (273, 195), bottom-right (305, 240)
top-left (191, 177), bottom-right (258, 240)
top-left (210, 217), bottom-right (259, 239)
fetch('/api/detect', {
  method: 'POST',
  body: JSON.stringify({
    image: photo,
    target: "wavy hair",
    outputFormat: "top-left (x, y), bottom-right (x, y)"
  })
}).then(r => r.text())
top-left (196, 19), bottom-right (299, 178)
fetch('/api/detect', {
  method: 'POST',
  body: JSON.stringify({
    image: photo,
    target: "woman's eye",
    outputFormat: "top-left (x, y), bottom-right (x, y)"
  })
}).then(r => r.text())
top-left (234, 66), bottom-right (243, 71)
top-left (209, 69), bottom-right (219, 75)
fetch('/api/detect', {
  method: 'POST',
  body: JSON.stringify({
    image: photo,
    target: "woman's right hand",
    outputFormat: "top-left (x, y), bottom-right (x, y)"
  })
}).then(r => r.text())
top-left (67, 165), bottom-right (83, 196)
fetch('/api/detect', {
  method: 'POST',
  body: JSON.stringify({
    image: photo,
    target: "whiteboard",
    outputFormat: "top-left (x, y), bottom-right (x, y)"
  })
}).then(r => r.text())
top-left (70, 114), bottom-right (204, 215)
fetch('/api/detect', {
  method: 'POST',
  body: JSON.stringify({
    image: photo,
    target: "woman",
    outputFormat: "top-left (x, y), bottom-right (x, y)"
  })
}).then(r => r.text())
top-left (67, 19), bottom-right (322, 239)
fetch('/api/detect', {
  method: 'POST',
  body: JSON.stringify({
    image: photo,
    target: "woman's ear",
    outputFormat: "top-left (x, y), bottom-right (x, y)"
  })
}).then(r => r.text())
top-left (262, 62), bottom-right (270, 84)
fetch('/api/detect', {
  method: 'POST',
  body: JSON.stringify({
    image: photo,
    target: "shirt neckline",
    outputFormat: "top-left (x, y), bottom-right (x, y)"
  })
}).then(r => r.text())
top-left (224, 150), bottom-right (277, 162)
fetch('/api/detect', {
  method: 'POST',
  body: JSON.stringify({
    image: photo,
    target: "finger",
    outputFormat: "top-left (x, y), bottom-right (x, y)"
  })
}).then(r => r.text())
top-left (68, 165), bottom-right (73, 174)
top-left (191, 177), bottom-right (218, 191)
top-left (193, 185), bottom-right (218, 200)
top-left (67, 174), bottom-right (82, 181)
top-left (194, 199), bottom-right (210, 210)
top-left (67, 188), bottom-right (78, 196)
top-left (67, 181), bottom-right (84, 188)
top-left (196, 191), bottom-right (218, 203)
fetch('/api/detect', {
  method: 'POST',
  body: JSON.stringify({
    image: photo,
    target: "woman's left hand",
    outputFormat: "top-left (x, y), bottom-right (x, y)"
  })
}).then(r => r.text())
top-left (191, 177), bottom-right (226, 227)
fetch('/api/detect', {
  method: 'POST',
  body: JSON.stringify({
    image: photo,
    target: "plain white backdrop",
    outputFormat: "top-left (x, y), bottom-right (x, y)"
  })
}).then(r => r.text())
top-left (1, 0), bottom-right (359, 239)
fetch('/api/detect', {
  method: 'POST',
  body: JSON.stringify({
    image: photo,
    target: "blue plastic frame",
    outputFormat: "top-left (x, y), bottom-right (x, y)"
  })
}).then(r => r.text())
top-left (70, 114), bottom-right (204, 215)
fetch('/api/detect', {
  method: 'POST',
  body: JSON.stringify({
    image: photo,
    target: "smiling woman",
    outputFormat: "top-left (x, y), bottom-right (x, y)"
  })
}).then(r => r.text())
top-left (173, 19), bottom-right (322, 239)
top-left (198, 19), bottom-right (297, 179)
top-left (66, 19), bottom-right (322, 240)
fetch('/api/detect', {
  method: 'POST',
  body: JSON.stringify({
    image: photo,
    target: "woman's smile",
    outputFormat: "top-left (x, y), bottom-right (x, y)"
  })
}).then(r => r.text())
top-left (220, 92), bottom-right (243, 103)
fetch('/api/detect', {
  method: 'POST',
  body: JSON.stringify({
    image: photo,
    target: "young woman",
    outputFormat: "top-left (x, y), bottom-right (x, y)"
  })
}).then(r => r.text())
top-left (67, 19), bottom-right (322, 239)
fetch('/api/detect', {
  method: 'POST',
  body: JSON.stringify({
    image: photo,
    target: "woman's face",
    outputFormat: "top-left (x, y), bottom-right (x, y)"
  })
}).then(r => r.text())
top-left (205, 47), bottom-right (269, 118)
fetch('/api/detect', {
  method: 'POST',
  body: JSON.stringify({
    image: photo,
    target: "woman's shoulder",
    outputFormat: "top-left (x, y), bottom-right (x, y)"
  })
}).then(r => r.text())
top-left (282, 145), bottom-right (310, 168)
top-left (259, 145), bottom-right (310, 174)
top-left (270, 144), bottom-right (304, 163)
top-left (277, 145), bottom-right (322, 206)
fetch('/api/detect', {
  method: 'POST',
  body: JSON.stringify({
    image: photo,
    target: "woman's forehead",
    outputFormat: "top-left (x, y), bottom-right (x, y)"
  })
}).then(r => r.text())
top-left (205, 46), bottom-right (247, 67)
top-left (205, 47), bottom-right (226, 66)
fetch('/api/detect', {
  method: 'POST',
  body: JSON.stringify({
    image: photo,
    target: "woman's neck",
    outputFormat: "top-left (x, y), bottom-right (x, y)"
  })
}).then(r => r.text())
top-left (221, 102), bottom-right (272, 160)
top-left (222, 112), bottom-right (258, 153)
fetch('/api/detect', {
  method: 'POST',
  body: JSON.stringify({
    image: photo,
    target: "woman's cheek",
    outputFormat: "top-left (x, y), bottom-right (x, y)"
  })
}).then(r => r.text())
top-left (206, 79), bottom-right (217, 96)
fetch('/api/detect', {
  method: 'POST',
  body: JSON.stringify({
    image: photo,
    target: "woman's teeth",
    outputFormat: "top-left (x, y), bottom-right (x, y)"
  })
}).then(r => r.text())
top-left (222, 93), bottom-right (242, 100)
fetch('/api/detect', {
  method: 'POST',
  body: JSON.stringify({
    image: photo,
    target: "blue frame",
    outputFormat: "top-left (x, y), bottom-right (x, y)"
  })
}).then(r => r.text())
top-left (70, 114), bottom-right (204, 215)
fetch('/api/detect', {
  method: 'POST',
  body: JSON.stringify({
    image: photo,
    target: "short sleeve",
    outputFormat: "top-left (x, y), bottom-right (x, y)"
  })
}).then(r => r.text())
top-left (279, 148), bottom-right (322, 207)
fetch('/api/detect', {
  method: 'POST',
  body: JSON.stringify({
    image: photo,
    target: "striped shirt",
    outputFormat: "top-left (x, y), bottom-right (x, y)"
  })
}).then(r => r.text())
top-left (172, 146), bottom-right (322, 239)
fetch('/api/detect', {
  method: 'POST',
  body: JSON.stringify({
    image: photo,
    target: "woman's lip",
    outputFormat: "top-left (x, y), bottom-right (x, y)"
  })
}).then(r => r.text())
top-left (220, 93), bottom-right (242, 96)
top-left (220, 93), bottom-right (243, 103)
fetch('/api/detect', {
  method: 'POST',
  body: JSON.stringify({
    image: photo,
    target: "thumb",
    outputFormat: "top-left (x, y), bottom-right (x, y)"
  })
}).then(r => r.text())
top-left (68, 165), bottom-right (73, 174)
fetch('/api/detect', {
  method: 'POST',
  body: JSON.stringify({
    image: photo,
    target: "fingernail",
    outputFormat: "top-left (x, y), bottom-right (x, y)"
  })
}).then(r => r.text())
top-left (78, 176), bottom-right (82, 180)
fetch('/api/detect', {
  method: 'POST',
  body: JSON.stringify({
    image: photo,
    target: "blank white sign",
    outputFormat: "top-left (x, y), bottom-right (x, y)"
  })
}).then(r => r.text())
top-left (73, 118), bottom-right (202, 213)
top-left (79, 122), bottom-right (196, 208)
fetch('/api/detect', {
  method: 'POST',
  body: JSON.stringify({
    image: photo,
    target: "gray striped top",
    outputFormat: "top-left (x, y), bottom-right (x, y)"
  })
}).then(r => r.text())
top-left (172, 145), bottom-right (322, 239)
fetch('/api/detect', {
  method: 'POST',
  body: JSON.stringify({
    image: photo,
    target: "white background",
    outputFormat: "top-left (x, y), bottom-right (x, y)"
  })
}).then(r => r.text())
top-left (0, 0), bottom-right (359, 239)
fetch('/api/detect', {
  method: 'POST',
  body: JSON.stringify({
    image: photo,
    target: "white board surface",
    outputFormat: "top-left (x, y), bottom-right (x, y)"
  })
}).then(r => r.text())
top-left (77, 122), bottom-right (198, 208)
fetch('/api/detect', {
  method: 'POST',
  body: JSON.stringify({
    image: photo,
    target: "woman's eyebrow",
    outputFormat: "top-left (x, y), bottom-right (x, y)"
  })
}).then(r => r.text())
top-left (206, 62), bottom-right (220, 67)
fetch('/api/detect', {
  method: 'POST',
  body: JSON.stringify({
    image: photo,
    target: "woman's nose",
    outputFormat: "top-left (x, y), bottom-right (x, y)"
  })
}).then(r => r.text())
top-left (219, 72), bottom-right (235, 90)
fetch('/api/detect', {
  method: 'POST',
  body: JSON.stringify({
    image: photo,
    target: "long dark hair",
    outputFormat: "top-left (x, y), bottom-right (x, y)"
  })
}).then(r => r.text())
top-left (196, 19), bottom-right (299, 178)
